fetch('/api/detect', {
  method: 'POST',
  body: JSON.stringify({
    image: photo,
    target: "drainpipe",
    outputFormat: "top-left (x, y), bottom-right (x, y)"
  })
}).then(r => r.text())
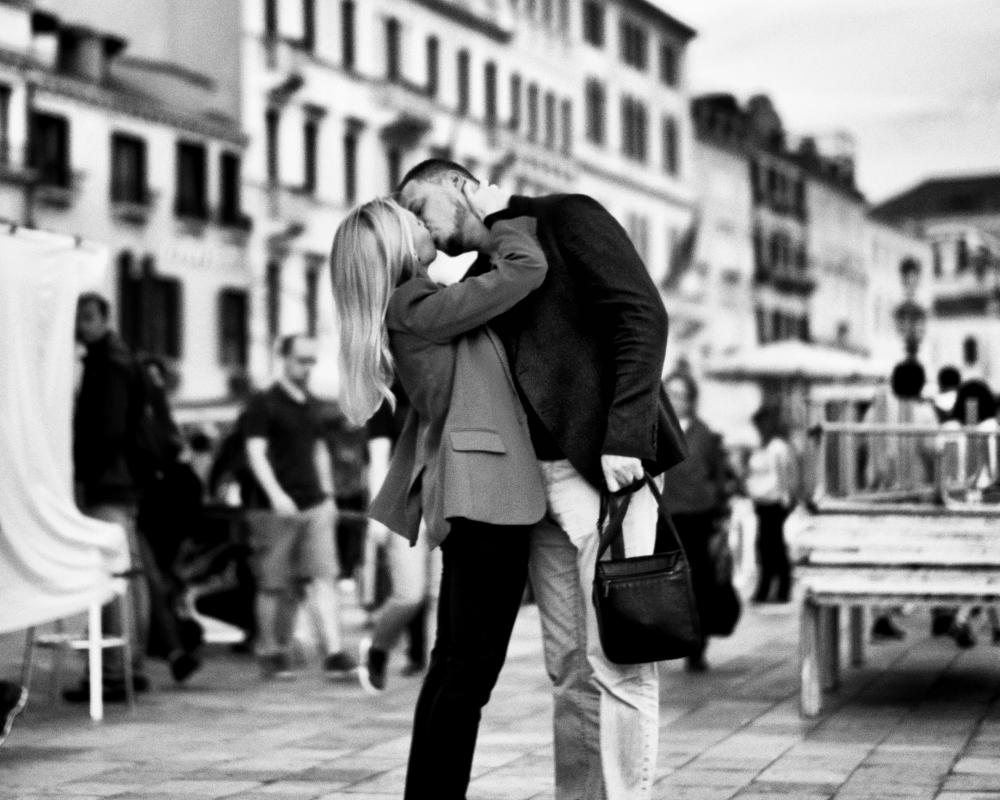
top-left (23, 78), bottom-right (35, 229)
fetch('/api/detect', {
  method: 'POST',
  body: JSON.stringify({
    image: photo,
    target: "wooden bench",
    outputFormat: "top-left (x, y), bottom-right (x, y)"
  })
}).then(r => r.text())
top-left (793, 511), bottom-right (1000, 716)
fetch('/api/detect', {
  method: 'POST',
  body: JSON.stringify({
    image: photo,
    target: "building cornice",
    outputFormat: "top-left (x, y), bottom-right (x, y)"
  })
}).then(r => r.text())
top-left (407, 0), bottom-right (513, 42)
top-left (624, 0), bottom-right (697, 41)
top-left (0, 47), bottom-right (246, 146)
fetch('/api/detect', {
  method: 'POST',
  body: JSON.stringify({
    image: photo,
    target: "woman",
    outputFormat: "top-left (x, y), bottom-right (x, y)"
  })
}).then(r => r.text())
top-left (660, 372), bottom-right (732, 671)
top-left (747, 405), bottom-right (797, 604)
top-left (329, 189), bottom-right (547, 800)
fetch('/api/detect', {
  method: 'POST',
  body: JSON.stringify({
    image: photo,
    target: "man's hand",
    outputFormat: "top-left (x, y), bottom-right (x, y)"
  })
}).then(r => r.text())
top-left (462, 181), bottom-right (508, 222)
top-left (269, 491), bottom-right (298, 516)
top-left (601, 454), bottom-right (644, 493)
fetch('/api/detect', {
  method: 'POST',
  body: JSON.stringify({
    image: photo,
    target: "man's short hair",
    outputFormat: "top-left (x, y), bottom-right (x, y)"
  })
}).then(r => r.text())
top-left (397, 158), bottom-right (477, 193)
top-left (890, 359), bottom-right (926, 400)
top-left (937, 365), bottom-right (961, 391)
top-left (77, 291), bottom-right (110, 320)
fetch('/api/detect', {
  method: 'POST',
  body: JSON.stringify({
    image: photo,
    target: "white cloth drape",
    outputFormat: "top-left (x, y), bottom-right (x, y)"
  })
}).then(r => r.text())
top-left (0, 229), bottom-right (127, 634)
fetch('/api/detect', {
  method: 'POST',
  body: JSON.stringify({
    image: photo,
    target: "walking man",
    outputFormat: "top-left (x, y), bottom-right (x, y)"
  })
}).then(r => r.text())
top-left (66, 292), bottom-right (150, 702)
top-left (243, 334), bottom-right (355, 679)
top-left (399, 161), bottom-right (688, 800)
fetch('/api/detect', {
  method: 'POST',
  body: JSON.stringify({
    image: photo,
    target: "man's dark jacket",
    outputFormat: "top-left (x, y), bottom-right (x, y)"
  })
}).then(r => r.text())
top-left (73, 331), bottom-right (139, 506)
top-left (480, 193), bottom-right (687, 489)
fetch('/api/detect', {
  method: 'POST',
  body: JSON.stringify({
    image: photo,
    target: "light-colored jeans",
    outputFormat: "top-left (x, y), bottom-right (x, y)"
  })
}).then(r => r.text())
top-left (529, 460), bottom-right (660, 800)
top-left (372, 528), bottom-right (442, 653)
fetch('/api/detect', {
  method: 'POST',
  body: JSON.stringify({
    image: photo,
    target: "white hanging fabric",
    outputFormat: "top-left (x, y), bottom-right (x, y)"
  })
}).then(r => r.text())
top-left (0, 228), bottom-right (127, 634)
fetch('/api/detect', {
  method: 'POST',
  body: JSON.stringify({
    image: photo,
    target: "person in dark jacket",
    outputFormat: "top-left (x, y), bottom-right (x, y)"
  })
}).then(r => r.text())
top-left (66, 292), bottom-right (150, 702)
top-left (399, 160), bottom-right (687, 800)
top-left (660, 372), bottom-right (732, 672)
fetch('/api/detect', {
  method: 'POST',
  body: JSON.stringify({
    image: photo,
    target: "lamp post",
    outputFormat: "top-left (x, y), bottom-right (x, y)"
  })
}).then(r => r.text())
top-left (893, 257), bottom-right (927, 358)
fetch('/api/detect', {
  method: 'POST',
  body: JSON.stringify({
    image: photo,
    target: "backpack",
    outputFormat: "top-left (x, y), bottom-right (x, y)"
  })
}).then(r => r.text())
top-left (126, 361), bottom-right (181, 490)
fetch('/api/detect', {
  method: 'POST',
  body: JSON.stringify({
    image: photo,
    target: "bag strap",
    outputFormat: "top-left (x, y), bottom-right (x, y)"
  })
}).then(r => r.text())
top-left (596, 471), bottom-right (685, 562)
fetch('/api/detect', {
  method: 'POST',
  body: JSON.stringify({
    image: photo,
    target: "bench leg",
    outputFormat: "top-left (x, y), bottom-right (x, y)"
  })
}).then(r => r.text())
top-left (820, 605), bottom-right (841, 691)
top-left (800, 596), bottom-right (823, 717)
top-left (849, 605), bottom-right (866, 667)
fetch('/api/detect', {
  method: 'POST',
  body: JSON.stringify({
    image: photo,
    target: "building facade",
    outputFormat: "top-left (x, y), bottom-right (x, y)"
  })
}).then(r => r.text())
top-left (799, 136), bottom-right (868, 354)
top-left (1, 0), bottom-right (250, 404)
top-left (873, 174), bottom-right (1000, 384)
top-left (684, 92), bottom-right (759, 435)
top-left (56, 0), bottom-right (698, 400)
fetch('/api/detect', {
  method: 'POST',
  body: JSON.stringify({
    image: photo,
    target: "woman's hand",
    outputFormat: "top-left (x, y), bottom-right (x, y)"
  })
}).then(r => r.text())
top-left (462, 181), bottom-right (508, 221)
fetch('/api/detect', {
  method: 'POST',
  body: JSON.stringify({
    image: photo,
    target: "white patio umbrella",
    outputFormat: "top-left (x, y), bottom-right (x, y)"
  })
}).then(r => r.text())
top-left (705, 340), bottom-right (888, 383)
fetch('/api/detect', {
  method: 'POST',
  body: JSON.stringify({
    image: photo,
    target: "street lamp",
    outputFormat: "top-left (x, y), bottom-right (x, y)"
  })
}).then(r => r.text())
top-left (893, 257), bottom-right (927, 358)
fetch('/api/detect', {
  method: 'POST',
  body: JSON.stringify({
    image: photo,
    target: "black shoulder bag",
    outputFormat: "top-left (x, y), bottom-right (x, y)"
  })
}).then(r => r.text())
top-left (592, 473), bottom-right (701, 664)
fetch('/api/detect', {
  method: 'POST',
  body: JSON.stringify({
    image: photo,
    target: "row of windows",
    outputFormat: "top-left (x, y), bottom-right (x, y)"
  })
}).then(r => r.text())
top-left (264, 256), bottom-right (324, 344)
top-left (751, 159), bottom-right (807, 219)
top-left (753, 228), bottom-right (809, 277)
top-left (932, 238), bottom-right (999, 278)
top-left (380, 21), bottom-right (573, 154)
top-left (29, 110), bottom-right (244, 225)
top-left (117, 250), bottom-right (250, 369)
top-left (585, 81), bottom-right (680, 173)
top-left (514, 0), bottom-right (571, 31)
top-left (756, 307), bottom-right (810, 344)
top-left (582, 1), bottom-right (681, 86)
top-left (264, 0), bottom-right (679, 88)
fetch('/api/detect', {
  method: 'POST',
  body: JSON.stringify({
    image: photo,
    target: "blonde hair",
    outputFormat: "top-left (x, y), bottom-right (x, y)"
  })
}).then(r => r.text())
top-left (329, 197), bottom-right (418, 425)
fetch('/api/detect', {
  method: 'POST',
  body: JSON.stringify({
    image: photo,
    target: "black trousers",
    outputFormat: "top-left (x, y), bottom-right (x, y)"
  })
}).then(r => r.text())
top-left (403, 518), bottom-right (531, 800)
top-left (673, 511), bottom-right (716, 657)
top-left (753, 503), bottom-right (791, 602)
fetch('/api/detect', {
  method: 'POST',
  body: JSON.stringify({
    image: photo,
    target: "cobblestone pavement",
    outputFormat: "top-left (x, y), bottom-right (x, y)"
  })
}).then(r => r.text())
top-left (1, 594), bottom-right (999, 800)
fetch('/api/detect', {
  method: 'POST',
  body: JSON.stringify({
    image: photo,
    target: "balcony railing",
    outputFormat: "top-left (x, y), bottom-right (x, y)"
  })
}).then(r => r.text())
top-left (111, 187), bottom-right (157, 225)
top-left (35, 168), bottom-right (83, 208)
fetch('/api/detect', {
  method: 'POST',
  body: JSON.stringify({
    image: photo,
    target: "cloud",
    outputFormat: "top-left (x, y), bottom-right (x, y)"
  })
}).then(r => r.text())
top-left (664, 0), bottom-right (1000, 198)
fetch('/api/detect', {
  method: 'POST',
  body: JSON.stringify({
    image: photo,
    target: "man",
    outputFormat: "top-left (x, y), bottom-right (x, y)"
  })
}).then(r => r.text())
top-left (398, 161), bottom-right (687, 800)
top-left (243, 334), bottom-right (355, 680)
top-left (67, 292), bottom-right (150, 702)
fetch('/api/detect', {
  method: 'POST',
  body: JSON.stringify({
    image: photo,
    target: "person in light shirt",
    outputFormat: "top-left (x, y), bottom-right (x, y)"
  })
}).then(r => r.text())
top-left (747, 405), bottom-right (797, 604)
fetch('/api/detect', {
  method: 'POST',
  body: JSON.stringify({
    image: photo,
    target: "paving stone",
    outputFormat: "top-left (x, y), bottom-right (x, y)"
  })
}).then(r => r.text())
top-left (2, 601), bottom-right (999, 800)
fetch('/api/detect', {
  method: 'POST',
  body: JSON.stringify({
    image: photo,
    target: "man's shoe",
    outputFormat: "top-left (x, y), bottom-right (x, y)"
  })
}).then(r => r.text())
top-left (0, 683), bottom-right (28, 747)
top-left (950, 622), bottom-right (977, 649)
top-left (357, 638), bottom-right (387, 694)
top-left (871, 616), bottom-right (906, 641)
top-left (170, 652), bottom-right (202, 683)
top-left (931, 612), bottom-right (954, 636)
top-left (62, 673), bottom-right (147, 703)
top-left (258, 652), bottom-right (296, 681)
top-left (62, 681), bottom-right (129, 704)
top-left (323, 651), bottom-right (358, 680)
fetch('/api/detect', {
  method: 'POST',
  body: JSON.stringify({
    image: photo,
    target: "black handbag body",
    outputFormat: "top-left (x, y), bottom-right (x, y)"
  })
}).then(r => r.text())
top-left (592, 474), bottom-right (701, 664)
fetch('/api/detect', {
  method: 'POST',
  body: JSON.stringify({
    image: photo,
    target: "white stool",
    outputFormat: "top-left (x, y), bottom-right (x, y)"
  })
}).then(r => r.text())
top-left (22, 588), bottom-right (135, 722)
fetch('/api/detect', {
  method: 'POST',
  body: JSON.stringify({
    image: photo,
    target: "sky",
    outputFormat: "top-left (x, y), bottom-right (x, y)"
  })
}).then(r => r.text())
top-left (662, 0), bottom-right (1000, 203)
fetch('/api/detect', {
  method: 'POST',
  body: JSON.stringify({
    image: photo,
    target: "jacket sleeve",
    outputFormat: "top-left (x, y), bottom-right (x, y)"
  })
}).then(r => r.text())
top-left (391, 217), bottom-right (547, 344)
top-left (550, 195), bottom-right (668, 459)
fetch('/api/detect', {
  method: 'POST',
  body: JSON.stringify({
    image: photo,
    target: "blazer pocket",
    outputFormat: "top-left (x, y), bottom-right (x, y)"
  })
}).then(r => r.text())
top-left (449, 429), bottom-right (507, 453)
